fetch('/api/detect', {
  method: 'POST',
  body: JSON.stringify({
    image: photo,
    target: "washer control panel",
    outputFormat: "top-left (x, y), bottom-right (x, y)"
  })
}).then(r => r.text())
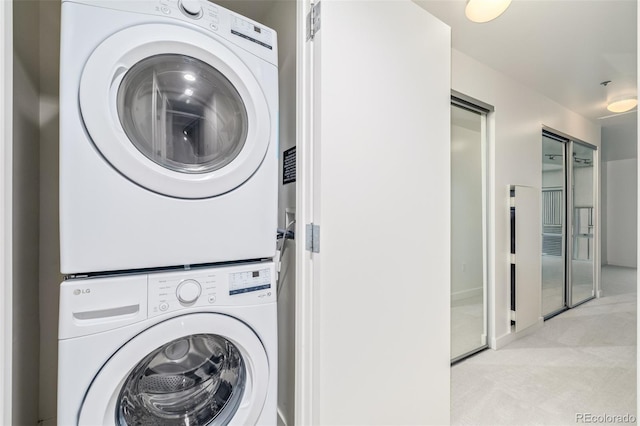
top-left (149, 272), bottom-right (218, 317)
top-left (148, 262), bottom-right (275, 318)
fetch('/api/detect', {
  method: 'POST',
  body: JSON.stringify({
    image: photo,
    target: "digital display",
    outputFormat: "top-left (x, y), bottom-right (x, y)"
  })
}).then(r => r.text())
top-left (229, 269), bottom-right (271, 295)
top-left (230, 16), bottom-right (272, 50)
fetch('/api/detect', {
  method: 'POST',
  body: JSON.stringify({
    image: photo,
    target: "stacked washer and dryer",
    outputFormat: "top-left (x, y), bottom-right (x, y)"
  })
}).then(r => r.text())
top-left (57, 0), bottom-right (279, 424)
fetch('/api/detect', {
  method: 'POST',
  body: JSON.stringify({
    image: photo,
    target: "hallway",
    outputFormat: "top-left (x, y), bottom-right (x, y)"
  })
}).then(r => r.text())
top-left (452, 265), bottom-right (637, 425)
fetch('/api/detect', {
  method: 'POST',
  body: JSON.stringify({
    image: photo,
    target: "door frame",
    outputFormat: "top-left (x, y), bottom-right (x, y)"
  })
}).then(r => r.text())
top-left (294, 0), bottom-right (316, 423)
top-left (1, 0), bottom-right (13, 423)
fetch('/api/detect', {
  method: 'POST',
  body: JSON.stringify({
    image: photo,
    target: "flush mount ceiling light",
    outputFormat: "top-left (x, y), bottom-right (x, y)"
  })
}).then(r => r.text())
top-left (607, 96), bottom-right (638, 113)
top-left (600, 81), bottom-right (637, 114)
top-left (465, 0), bottom-right (512, 23)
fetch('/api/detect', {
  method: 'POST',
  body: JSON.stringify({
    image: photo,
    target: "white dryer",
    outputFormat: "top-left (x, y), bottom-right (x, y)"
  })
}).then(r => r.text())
top-left (59, 0), bottom-right (278, 274)
top-left (58, 261), bottom-right (277, 425)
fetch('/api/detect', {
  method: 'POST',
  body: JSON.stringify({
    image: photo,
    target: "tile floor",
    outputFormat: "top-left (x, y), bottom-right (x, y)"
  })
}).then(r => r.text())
top-left (452, 265), bottom-right (637, 425)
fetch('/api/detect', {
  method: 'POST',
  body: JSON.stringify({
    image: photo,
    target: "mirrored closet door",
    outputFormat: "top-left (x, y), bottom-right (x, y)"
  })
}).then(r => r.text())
top-left (541, 133), bottom-right (567, 317)
top-left (569, 142), bottom-right (596, 306)
top-left (541, 130), bottom-right (596, 319)
top-left (451, 97), bottom-right (489, 362)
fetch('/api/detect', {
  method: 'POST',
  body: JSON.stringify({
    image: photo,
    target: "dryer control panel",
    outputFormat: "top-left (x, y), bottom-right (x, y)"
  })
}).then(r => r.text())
top-left (71, 0), bottom-right (278, 65)
top-left (148, 262), bottom-right (276, 318)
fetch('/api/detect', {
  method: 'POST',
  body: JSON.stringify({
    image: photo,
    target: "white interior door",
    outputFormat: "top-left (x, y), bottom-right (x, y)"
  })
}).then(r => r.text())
top-left (296, 1), bottom-right (451, 424)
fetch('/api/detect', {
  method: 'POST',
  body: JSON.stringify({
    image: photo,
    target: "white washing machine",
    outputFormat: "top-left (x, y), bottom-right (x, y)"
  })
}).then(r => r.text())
top-left (58, 261), bottom-right (277, 425)
top-left (59, 0), bottom-right (278, 274)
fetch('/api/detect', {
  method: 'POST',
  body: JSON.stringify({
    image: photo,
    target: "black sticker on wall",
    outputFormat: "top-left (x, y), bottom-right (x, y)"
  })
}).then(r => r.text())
top-left (283, 147), bottom-right (296, 185)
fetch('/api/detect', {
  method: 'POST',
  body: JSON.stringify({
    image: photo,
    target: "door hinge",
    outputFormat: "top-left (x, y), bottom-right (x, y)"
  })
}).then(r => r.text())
top-left (306, 2), bottom-right (321, 41)
top-left (305, 223), bottom-right (320, 253)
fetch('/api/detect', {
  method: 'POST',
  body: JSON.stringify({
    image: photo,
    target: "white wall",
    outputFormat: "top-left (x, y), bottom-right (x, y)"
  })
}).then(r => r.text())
top-left (602, 120), bottom-right (637, 268)
top-left (606, 158), bottom-right (638, 268)
top-left (12, 0), bottom-right (41, 423)
top-left (603, 121), bottom-right (637, 162)
top-left (602, 160), bottom-right (608, 264)
top-left (261, 2), bottom-right (297, 425)
top-left (452, 49), bottom-right (601, 347)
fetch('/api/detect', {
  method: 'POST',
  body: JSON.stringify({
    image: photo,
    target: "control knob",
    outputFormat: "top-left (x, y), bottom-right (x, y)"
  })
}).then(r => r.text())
top-left (176, 279), bottom-right (202, 305)
top-left (179, 0), bottom-right (202, 17)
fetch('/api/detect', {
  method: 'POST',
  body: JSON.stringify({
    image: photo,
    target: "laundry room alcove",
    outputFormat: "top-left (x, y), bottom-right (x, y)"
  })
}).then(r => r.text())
top-left (9, 0), bottom-right (298, 424)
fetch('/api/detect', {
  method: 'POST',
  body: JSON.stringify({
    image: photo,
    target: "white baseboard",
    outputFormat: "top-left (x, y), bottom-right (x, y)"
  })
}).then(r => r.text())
top-left (492, 317), bottom-right (544, 349)
top-left (451, 286), bottom-right (482, 302)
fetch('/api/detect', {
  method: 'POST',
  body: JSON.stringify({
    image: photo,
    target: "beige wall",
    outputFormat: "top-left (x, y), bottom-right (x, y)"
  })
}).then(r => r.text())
top-left (261, 2), bottom-right (297, 425)
top-left (12, 0), bottom-right (42, 424)
top-left (38, 1), bottom-right (61, 424)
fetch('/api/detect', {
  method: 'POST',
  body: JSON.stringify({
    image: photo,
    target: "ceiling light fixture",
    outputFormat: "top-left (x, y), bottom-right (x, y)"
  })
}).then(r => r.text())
top-left (607, 96), bottom-right (638, 113)
top-left (465, 0), bottom-right (512, 23)
top-left (600, 81), bottom-right (637, 114)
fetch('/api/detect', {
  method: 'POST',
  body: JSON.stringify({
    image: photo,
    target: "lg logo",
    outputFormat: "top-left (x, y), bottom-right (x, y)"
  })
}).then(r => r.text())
top-left (73, 288), bottom-right (91, 295)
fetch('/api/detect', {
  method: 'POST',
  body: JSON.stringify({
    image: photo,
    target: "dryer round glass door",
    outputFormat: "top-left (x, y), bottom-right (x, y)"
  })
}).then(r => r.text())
top-left (78, 313), bottom-right (270, 425)
top-left (79, 24), bottom-right (272, 199)
top-left (117, 54), bottom-right (249, 175)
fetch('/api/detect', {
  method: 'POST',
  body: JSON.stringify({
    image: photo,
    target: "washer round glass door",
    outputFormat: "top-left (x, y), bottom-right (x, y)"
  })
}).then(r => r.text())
top-left (80, 24), bottom-right (271, 199)
top-left (117, 334), bottom-right (245, 425)
top-left (78, 314), bottom-right (270, 425)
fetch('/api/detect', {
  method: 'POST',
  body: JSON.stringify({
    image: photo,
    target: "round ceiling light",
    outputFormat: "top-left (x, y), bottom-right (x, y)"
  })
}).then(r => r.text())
top-left (465, 0), bottom-right (512, 23)
top-left (607, 97), bottom-right (638, 113)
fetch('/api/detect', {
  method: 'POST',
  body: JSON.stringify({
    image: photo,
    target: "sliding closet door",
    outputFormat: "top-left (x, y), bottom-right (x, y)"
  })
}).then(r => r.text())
top-left (569, 142), bottom-right (596, 306)
top-left (451, 101), bottom-right (487, 361)
top-left (541, 130), bottom-right (597, 315)
top-left (541, 134), bottom-right (566, 318)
